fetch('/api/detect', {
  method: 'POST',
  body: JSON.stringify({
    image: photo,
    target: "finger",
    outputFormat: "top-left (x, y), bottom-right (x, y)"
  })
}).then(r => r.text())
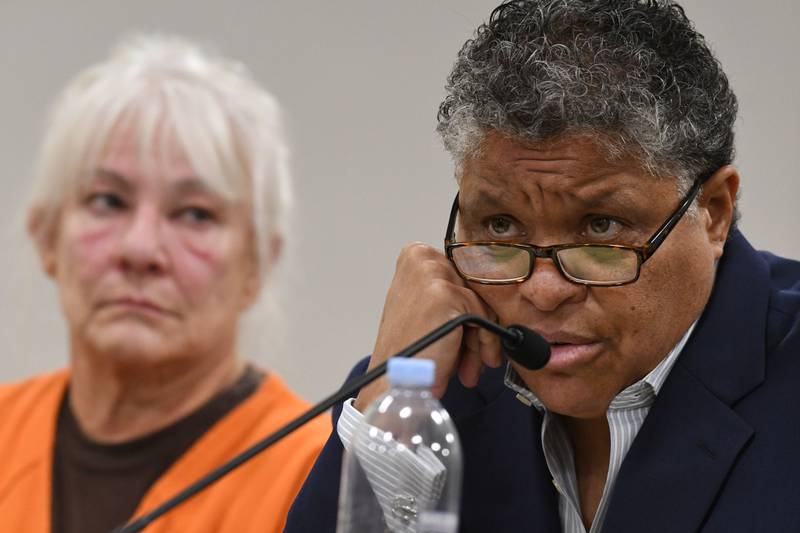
top-left (464, 288), bottom-right (503, 368)
top-left (398, 244), bottom-right (463, 284)
top-left (478, 325), bottom-right (503, 368)
top-left (421, 257), bottom-right (470, 288)
top-left (454, 286), bottom-right (502, 374)
top-left (454, 287), bottom-right (503, 360)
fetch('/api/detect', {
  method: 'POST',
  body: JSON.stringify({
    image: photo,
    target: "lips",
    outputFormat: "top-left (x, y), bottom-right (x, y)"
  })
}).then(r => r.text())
top-left (533, 330), bottom-right (604, 372)
top-left (100, 296), bottom-right (176, 317)
top-left (545, 342), bottom-right (602, 370)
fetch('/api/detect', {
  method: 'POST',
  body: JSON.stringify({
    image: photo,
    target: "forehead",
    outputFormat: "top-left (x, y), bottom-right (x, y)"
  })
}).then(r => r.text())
top-left (458, 133), bottom-right (654, 209)
top-left (91, 125), bottom-right (233, 199)
top-left (101, 129), bottom-right (194, 180)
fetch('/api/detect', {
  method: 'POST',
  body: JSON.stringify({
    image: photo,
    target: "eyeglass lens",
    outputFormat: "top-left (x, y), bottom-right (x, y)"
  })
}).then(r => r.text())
top-left (451, 245), bottom-right (532, 281)
top-left (556, 247), bottom-right (638, 283)
top-left (451, 244), bottom-right (639, 284)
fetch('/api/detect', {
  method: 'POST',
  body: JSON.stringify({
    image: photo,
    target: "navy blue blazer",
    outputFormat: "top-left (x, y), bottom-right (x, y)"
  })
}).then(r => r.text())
top-left (284, 231), bottom-right (800, 532)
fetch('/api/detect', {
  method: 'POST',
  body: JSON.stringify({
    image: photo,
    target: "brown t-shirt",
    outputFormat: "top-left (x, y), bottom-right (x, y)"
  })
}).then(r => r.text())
top-left (51, 366), bottom-right (263, 533)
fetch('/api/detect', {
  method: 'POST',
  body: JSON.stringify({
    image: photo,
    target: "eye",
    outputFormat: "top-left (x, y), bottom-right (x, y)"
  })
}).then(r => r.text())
top-left (486, 216), bottom-right (518, 239)
top-left (174, 206), bottom-right (217, 225)
top-left (86, 192), bottom-right (126, 213)
top-left (584, 216), bottom-right (623, 240)
top-left (490, 216), bottom-right (510, 234)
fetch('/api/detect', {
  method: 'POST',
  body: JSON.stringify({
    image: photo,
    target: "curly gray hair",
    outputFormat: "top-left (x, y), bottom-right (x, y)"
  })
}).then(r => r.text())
top-left (437, 0), bottom-right (738, 202)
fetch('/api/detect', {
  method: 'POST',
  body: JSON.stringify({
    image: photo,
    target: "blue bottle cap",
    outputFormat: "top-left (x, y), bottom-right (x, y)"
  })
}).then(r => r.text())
top-left (387, 357), bottom-right (435, 388)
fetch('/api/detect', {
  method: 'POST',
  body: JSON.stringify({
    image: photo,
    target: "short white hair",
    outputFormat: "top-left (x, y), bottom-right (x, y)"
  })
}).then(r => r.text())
top-left (29, 34), bottom-right (292, 278)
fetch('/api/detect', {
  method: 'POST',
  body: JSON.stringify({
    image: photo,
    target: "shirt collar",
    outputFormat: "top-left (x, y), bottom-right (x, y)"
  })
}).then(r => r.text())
top-left (504, 321), bottom-right (698, 412)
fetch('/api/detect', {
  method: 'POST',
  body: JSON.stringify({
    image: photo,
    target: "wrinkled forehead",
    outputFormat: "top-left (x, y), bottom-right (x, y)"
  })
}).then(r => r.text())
top-left (456, 133), bottom-right (665, 211)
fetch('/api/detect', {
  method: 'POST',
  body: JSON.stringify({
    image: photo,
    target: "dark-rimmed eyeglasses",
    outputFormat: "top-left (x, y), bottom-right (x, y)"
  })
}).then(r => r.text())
top-left (444, 177), bottom-right (705, 287)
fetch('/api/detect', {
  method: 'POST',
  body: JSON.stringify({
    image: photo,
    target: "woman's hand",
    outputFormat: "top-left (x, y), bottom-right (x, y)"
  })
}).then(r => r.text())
top-left (354, 243), bottom-right (503, 411)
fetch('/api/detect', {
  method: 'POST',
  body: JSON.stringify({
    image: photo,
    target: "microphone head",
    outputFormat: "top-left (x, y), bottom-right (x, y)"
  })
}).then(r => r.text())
top-left (501, 325), bottom-right (551, 370)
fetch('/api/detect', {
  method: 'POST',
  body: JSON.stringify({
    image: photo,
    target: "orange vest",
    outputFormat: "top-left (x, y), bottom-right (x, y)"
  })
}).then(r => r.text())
top-left (0, 370), bottom-right (330, 532)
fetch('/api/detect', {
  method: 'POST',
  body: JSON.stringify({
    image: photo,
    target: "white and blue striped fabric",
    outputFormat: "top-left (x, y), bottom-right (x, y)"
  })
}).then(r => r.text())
top-left (338, 399), bottom-right (446, 532)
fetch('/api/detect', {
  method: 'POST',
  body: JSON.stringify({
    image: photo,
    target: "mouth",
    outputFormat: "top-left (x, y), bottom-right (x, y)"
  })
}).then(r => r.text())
top-left (533, 332), bottom-right (604, 372)
top-left (544, 342), bottom-right (603, 371)
top-left (101, 297), bottom-right (175, 317)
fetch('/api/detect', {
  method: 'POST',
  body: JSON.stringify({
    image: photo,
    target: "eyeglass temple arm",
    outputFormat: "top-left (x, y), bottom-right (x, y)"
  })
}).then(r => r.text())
top-left (444, 192), bottom-right (460, 244)
top-left (642, 178), bottom-right (705, 261)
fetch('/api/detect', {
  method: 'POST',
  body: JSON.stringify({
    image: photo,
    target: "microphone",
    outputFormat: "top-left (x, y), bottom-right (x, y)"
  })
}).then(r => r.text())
top-left (502, 323), bottom-right (551, 370)
top-left (111, 314), bottom-right (549, 533)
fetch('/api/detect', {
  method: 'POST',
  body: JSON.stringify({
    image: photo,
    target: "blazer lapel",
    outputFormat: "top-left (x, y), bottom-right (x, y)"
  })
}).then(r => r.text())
top-left (601, 364), bottom-right (753, 532)
top-left (456, 390), bottom-right (561, 532)
top-left (603, 231), bottom-right (768, 532)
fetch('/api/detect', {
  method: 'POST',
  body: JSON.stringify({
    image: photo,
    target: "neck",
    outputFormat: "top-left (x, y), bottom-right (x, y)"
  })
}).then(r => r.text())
top-left (69, 345), bottom-right (245, 444)
top-left (562, 415), bottom-right (611, 531)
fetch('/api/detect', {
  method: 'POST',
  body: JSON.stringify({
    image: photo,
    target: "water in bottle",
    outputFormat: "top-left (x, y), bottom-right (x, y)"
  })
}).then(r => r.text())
top-left (337, 357), bottom-right (462, 533)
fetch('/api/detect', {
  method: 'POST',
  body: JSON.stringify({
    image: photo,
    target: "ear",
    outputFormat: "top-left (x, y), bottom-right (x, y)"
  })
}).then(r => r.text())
top-left (27, 208), bottom-right (59, 278)
top-left (697, 165), bottom-right (739, 258)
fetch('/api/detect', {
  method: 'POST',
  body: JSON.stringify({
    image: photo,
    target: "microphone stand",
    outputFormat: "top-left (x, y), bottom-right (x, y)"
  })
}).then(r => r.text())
top-left (112, 314), bottom-right (530, 533)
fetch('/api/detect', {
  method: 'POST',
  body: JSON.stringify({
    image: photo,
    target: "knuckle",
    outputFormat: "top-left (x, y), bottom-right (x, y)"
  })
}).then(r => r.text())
top-left (399, 241), bottom-right (432, 260)
top-left (421, 257), bottom-right (451, 277)
top-left (427, 278), bottom-right (455, 299)
top-left (398, 249), bottom-right (454, 279)
top-left (396, 242), bottom-right (437, 271)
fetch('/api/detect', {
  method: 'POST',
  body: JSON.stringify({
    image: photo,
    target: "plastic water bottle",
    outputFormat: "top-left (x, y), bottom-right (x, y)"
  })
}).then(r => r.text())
top-left (337, 357), bottom-right (462, 533)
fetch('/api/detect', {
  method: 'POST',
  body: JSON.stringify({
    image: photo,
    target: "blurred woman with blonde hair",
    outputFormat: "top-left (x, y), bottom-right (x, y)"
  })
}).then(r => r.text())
top-left (0, 34), bottom-right (328, 533)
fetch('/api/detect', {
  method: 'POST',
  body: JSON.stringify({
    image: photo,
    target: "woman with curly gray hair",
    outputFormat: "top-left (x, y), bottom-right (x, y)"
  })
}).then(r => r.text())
top-left (287, 1), bottom-right (800, 532)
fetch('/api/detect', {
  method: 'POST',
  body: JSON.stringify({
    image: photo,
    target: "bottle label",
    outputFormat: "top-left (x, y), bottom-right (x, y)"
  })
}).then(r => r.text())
top-left (418, 511), bottom-right (458, 533)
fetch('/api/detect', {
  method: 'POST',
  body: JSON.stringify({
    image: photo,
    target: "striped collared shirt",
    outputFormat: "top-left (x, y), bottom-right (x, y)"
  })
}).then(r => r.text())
top-left (505, 322), bottom-right (696, 533)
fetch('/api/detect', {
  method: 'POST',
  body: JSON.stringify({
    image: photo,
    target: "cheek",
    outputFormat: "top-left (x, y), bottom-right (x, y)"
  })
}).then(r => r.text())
top-left (470, 284), bottom-right (518, 320)
top-left (167, 232), bottom-right (240, 299)
top-left (609, 246), bottom-right (713, 356)
top-left (593, 288), bottom-right (652, 352)
top-left (63, 222), bottom-right (121, 282)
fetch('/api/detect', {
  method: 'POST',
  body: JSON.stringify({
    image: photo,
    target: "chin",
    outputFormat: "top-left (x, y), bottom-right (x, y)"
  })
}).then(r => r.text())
top-left (523, 373), bottom-right (614, 419)
top-left (86, 324), bottom-right (183, 366)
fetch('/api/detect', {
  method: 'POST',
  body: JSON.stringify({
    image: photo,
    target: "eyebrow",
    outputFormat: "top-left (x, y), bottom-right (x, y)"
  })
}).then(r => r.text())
top-left (461, 189), bottom-right (513, 213)
top-left (574, 186), bottom-right (640, 210)
top-left (169, 177), bottom-right (219, 196)
top-left (93, 168), bottom-right (133, 192)
top-left (462, 182), bottom-right (643, 214)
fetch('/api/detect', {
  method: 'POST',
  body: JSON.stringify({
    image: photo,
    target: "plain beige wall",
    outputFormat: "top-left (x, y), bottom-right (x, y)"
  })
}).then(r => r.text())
top-left (0, 0), bottom-right (797, 402)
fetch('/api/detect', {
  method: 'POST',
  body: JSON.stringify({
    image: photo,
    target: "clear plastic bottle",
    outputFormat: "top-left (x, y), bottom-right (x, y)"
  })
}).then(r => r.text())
top-left (337, 357), bottom-right (462, 533)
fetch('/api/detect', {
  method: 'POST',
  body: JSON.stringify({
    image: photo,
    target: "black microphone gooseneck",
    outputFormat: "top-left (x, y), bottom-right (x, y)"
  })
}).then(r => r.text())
top-left (111, 314), bottom-right (549, 533)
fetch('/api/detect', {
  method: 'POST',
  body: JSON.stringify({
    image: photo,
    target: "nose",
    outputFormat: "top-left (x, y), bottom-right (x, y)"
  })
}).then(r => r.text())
top-left (519, 257), bottom-right (587, 312)
top-left (117, 205), bottom-right (169, 275)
